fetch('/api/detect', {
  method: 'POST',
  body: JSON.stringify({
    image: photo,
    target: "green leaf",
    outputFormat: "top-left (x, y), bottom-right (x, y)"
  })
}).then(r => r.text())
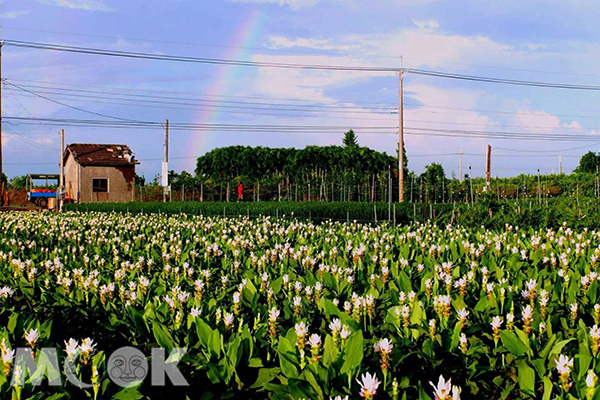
top-left (7, 313), bottom-right (18, 334)
top-left (542, 376), bottom-right (553, 400)
top-left (250, 368), bottom-right (281, 389)
top-left (548, 339), bottom-right (574, 360)
top-left (300, 370), bottom-right (324, 400)
top-left (517, 360), bottom-right (536, 397)
top-left (340, 331), bottom-right (363, 376)
top-left (398, 271), bottom-right (412, 293)
top-left (195, 318), bottom-right (213, 349)
top-left (248, 358), bottom-right (263, 368)
top-left (277, 337), bottom-right (299, 379)
top-left (450, 322), bottom-right (462, 351)
top-left (500, 330), bottom-right (527, 357)
top-left (152, 322), bottom-right (175, 352)
top-left (322, 335), bottom-right (339, 367)
top-left (112, 386), bottom-right (144, 400)
top-left (209, 330), bottom-right (222, 357)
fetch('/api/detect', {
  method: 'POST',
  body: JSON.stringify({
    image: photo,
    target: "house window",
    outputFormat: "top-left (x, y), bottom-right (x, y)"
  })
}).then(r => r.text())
top-left (92, 178), bottom-right (108, 193)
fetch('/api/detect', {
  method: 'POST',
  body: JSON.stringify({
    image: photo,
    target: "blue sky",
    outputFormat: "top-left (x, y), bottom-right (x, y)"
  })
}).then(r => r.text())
top-left (2, 0), bottom-right (600, 179)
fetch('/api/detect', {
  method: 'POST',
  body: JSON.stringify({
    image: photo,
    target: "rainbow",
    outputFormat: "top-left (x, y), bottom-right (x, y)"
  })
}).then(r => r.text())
top-left (185, 8), bottom-right (266, 170)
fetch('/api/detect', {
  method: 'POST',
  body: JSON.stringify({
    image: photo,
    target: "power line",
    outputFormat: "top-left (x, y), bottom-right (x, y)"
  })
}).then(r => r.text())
top-left (5, 78), bottom-right (395, 106)
top-left (409, 68), bottom-right (600, 91)
top-left (7, 39), bottom-right (600, 91)
top-left (8, 81), bottom-right (600, 132)
top-left (494, 143), bottom-right (600, 153)
top-left (6, 115), bottom-right (600, 143)
top-left (0, 26), bottom-right (380, 59)
top-left (6, 82), bottom-right (395, 111)
top-left (4, 85), bottom-right (396, 115)
top-left (9, 77), bottom-right (600, 123)
top-left (3, 80), bottom-right (152, 124)
top-left (3, 39), bottom-right (398, 72)
top-left (2, 125), bottom-right (55, 151)
top-left (406, 102), bottom-right (600, 120)
top-left (7, 26), bottom-right (600, 80)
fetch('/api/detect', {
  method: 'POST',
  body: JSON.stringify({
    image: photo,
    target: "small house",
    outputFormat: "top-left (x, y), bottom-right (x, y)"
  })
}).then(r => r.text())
top-left (64, 143), bottom-right (139, 203)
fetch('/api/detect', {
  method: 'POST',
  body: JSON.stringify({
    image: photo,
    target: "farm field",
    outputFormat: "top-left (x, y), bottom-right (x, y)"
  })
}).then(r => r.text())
top-left (64, 198), bottom-right (600, 231)
top-left (1, 211), bottom-right (600, 399)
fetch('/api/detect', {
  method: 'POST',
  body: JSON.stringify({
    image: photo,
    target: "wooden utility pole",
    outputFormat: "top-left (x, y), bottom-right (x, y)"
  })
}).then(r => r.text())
top-left (162, 119), bottom-right (169, 202)
top-left (485, 145), bottom-right (491, 188)
top-left (59, 129), bottom-right (65, 210)
top-left (537, 168), bottom-right (541, 205)
top-left (459, 149), bottom-right (463, 182)
top-left (398, 69), bottom-right (404, 203)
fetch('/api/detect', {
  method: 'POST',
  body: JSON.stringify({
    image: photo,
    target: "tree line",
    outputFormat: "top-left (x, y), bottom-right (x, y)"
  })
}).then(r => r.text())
top-left (5, 133), bottom-right (600, 204)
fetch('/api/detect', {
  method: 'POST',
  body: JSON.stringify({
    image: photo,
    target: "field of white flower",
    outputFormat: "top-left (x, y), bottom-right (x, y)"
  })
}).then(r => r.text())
top-left (0, 211), bottom-right (599, 399)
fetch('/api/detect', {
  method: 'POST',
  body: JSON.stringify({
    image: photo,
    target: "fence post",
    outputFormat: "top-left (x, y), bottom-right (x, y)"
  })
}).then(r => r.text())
top-left (374, 204), bottom-right (377, 223)
top-left (347, 211), bottom-right (349, 224)
top-left (393, 204), bottom-right (396, 225)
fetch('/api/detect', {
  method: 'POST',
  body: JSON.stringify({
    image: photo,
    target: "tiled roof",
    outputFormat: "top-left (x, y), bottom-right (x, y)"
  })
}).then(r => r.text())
top-left (65, 143), bottom-right (139, 166)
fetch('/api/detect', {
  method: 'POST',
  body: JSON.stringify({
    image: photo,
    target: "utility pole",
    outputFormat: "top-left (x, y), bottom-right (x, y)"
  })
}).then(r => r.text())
top-left (485, 145), bottom-right (491, 188)
top-left (59, 129), bottom-right (65, 211)
top-left (469, 164), bottom-right (473, 205)
top-left (459, 149), bottom-right (463, 182)
top-left (398, 69), bottom-right (404, 203)
top-left (537, 168), bottom-right (541, 205)
top-left (559, 155), bottom-right (563, 174)
top-left (162, 119), bottom-right (169, 202)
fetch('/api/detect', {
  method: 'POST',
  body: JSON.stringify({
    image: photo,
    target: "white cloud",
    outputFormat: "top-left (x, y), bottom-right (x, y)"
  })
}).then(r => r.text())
top-left (33, 0), bottom-right (113, 12)
top-left (412, 19), bottom-right (440, 31)
top-left (228, 0), bottom-right (323, 10)
top-left (268, 37), bottom-right (352, 51)
top-left (511, 106), bottom-right (587, 135)
top-left (265, 25), bottom-right (525, 73)
top-left (0, 10), bottom-right (30, 19)
top-left (248, 25), bottom-right (598, 175)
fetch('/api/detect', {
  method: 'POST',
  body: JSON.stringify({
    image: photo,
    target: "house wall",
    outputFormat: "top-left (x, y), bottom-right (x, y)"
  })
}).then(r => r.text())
top-left (65, 155), bottom-right (135, 203)
top-left (64, 152), bottom-right (79, 202)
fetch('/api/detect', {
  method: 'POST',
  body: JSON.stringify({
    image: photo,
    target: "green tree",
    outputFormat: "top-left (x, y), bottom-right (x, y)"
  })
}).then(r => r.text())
top-left (420, 163), bottom-right (447, 203)
top-left (134, 174), bottom-right (146, 187)
top-left (9, 175), bottom-right (27, 189)
top-left (575, 151), bottom-right (600, 173)
top-left (342, 129), bottom-right (358, 147)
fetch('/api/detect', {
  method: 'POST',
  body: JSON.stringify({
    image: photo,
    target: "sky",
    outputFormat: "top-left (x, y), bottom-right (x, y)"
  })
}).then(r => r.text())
top-left (2, 0), bottom-right (600, 180)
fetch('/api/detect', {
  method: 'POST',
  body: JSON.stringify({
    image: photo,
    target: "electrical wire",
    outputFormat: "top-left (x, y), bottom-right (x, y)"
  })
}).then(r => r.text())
top-left (5, 116), bottom-right (600, 142)
top-left (3, 80), bottom-right (153, 124)
top-left (2, 39), bottom-right (398, 72)
top-left (9, 78), bottom-right (600, 123)
top-left (7, 26), bottom-right (600, 79)
top-left (7, 39), bottom-right (600, 91)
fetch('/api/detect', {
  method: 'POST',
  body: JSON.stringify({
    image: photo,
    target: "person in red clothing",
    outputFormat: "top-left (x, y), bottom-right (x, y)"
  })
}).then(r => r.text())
top-left (237, 183), bottom-right (243, 201)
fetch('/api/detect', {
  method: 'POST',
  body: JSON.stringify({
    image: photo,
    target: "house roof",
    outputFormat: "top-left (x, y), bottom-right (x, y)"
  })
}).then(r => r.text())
top-left (65, 143), bottom-right (139, 166)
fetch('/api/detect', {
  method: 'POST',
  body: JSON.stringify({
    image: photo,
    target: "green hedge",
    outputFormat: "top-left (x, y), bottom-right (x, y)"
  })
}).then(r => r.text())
top-left (63, 198), bottom-right (600, 229)
top-left (64, 201), bottom-right (454, 224)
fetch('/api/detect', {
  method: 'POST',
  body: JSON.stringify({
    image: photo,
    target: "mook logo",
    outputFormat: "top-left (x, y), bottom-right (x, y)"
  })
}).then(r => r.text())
top-left (10, 346), bottom-right (189, 388)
